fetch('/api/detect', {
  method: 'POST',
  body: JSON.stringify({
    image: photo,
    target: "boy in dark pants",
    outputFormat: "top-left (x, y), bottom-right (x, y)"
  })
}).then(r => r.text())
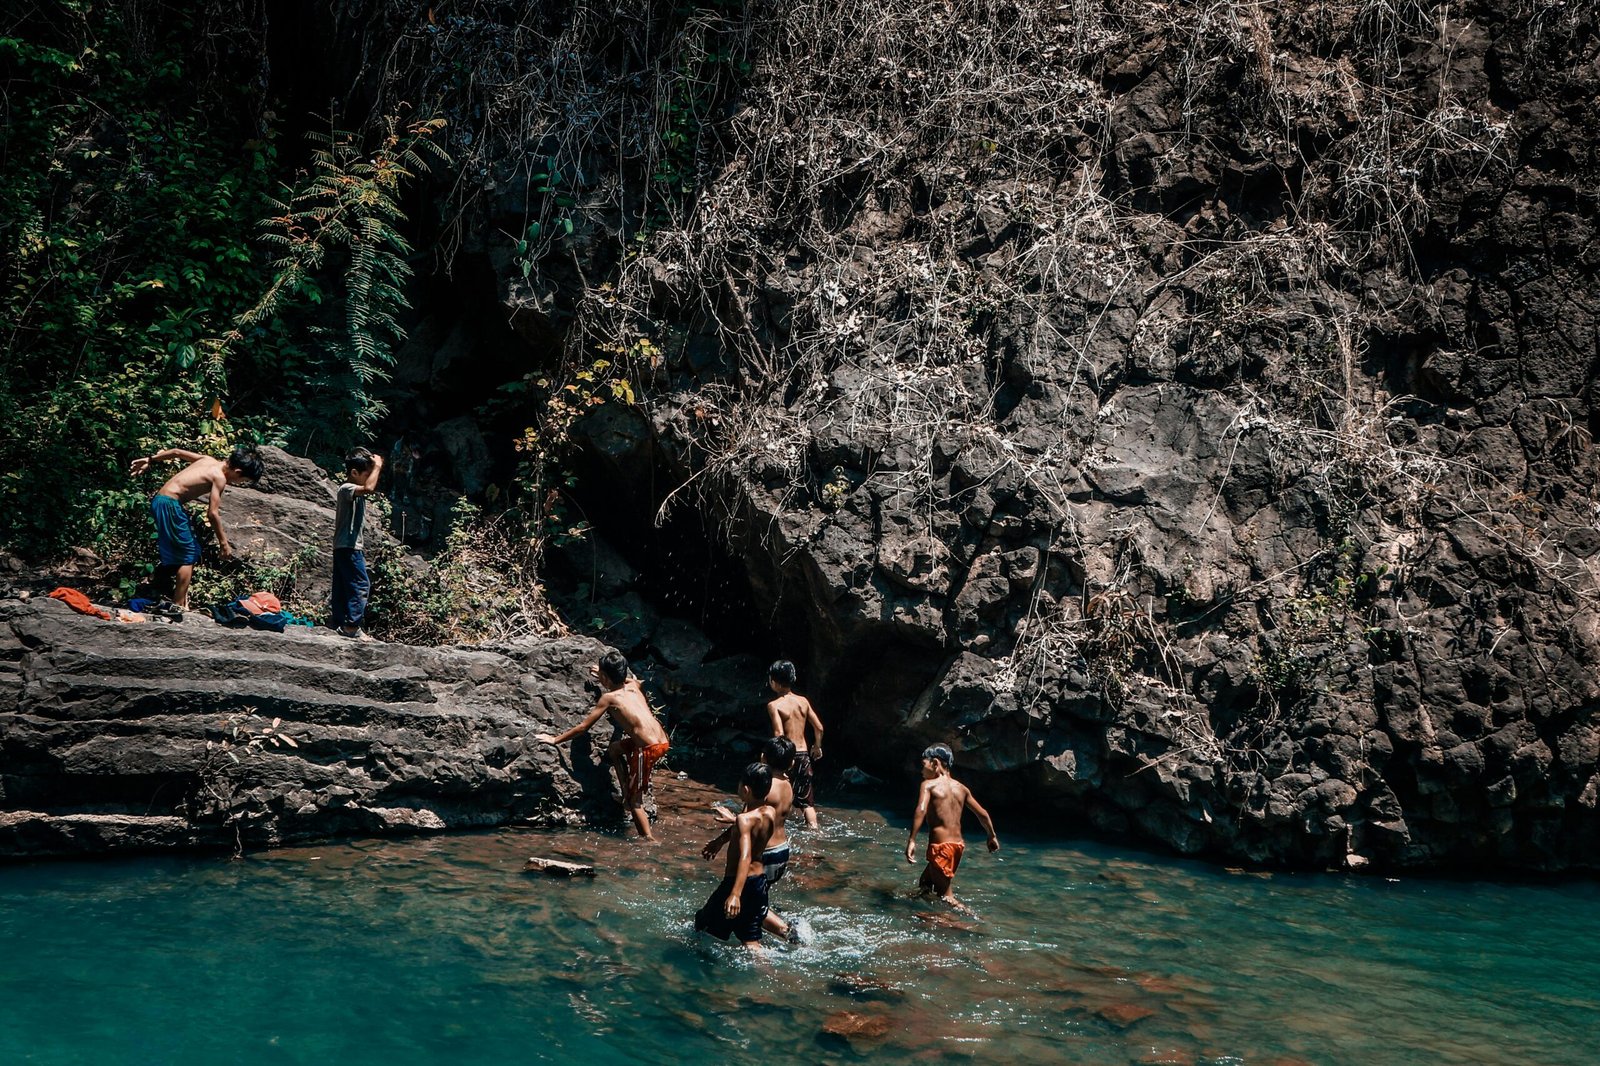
top-left (695, 762), bottom-right (780, 951)
top-left (704, 737), bottom-right (802, 942)
top-left (332, 448), bottom-right (383, 640)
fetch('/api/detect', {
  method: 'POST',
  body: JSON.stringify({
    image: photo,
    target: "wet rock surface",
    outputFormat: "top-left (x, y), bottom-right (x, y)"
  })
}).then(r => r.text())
top-left (564, 2), bottom-right (1600, 871)
top-left (0, 600), bottom-right (617, 858)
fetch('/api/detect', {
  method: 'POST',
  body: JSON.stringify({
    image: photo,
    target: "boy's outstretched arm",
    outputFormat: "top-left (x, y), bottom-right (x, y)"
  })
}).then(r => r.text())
top-left (536, 697), bottom-right (609, 745)
top-left (966, 791), bottom-right (1000, 852)
top-left (128, 447), bottom-right (204, 475)
top-left (702, 807), bottom-right (737, 859)
top-left (724, 814), bottom-right (754, 917)
top-left (701, 827), bottom-right (732, 861)
top-left (905, 781), bottom-right (931, 864)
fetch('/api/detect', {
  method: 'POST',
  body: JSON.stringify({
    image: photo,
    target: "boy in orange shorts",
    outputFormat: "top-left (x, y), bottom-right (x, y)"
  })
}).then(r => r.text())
top-left (538, 649), bottom-right (670, 841)
top-left (905, 743), bottom-right (999, 908)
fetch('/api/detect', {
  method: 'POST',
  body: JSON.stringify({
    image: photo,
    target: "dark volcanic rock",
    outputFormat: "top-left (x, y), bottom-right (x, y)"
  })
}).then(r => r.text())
top-left (0, 600), bottom-right (616, 858)
top-left (322, 0), bottom-right (1600, 871)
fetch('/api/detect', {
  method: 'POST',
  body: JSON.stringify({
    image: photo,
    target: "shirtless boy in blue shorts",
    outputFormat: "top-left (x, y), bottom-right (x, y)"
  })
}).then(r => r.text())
top-left (128, 447), bottom-right (263, 609)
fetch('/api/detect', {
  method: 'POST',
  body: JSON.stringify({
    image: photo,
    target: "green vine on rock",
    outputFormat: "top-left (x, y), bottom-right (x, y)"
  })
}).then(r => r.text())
top-left (213, 115), bottom-right (451, 431)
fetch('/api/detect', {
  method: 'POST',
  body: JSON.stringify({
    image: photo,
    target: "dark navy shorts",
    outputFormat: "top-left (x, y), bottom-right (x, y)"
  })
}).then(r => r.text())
top-left (695, 874), bottom-right (769, 943)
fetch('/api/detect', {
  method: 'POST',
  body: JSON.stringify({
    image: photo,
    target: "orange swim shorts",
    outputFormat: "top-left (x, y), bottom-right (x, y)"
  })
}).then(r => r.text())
top-left (928, 841), bottom-right (965, 881)
top-left (621, 739), bottom-right (670, 802)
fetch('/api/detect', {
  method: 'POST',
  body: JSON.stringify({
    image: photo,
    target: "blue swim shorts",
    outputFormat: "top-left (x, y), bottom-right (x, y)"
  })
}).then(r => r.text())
top-left (151, 495), bottom-right (201, 567)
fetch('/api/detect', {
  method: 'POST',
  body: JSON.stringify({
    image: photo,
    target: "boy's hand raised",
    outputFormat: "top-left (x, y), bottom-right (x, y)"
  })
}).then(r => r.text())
top-left (128, 456), bottom-right (150, 476)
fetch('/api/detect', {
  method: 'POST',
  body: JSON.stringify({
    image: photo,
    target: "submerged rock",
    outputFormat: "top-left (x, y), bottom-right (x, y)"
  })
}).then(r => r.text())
top-left (820, 1009), bottom-right (895, 1042)
top-left (1095, 1002), bottom-right (1158, 1030)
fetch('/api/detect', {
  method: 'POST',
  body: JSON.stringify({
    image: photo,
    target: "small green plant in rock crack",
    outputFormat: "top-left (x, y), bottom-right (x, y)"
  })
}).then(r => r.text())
top-left (818, 466), bottom-right (852, 511)
top-left (208, 709), bottom-right (301, 765)
top-left (510, 156), bottom-right (582, 279)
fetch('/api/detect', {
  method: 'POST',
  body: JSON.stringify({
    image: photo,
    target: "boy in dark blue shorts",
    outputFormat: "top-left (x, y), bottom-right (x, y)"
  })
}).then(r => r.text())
top-left (695, 762), bottom-right (779, 951)
top-left (129, 447), bottom-right (263, 609)
top-left (703, 738), bottom-right (802, 942)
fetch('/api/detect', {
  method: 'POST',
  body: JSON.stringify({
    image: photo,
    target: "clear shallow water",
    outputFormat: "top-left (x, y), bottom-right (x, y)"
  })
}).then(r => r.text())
top-left (3, 776), bottom-right (1598, 1066)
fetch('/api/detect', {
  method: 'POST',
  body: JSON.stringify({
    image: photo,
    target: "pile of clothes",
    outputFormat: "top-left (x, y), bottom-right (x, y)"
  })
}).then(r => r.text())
top-left (207, 591), bottom-right (313, 632)
top-left (47, 587), bottom-right (312, 632)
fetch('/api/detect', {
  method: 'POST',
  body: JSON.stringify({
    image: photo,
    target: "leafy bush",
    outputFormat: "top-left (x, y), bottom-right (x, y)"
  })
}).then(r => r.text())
top-left (366, 503), bottom-right (564, 645)
top-left (0, 5), bottom-right (445, 568)
top-left (0, 6), bottom-right (282, 558)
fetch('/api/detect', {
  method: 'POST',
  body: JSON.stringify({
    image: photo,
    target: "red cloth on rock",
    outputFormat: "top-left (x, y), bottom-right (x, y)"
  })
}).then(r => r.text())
top-left (49, 587), bottom-right (112, 620)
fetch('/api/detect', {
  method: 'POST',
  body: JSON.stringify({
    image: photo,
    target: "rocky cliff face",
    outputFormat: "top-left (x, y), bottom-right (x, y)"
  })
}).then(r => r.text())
top-left (0, 600), bottom-right (613, 858)
top-left (301, 0), bottom-right (1600, 870)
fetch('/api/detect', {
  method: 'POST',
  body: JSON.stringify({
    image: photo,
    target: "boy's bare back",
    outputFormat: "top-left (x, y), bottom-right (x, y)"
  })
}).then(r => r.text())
top-left (725, 806), bottom-right (778, 880)
top-left (769, 692), bottom-right (821, 751)
top-left (156, 457), bottom-right (229, 503)
top-left (604, 680), bottom-right (668, 746)
top-left (768, 776), bottom-right (793, 825)
top-left (921, 777), bottom-right (973, 844)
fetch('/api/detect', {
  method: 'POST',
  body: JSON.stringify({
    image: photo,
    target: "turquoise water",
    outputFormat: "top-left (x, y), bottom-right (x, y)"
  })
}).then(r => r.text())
top-left (3, 775), bottom-right (1598, 1065)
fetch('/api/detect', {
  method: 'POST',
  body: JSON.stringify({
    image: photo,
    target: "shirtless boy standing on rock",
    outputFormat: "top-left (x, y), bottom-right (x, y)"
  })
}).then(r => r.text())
top-left (128, 447), bottom-right (264, 610)
top-left (906, 744), bottom-right (999, 910)
top-left (767, 659), bottom-right (824, 828)
top-left (538, 649), bottom-right (670, 841)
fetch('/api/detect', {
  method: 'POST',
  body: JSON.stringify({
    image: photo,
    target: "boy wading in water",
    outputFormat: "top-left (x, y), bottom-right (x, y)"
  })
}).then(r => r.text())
top-left (704, 737), bottom-right (802, 942)
top-left (767, 659), bottom-right (824, 828)
top-left (537, 650), bottom-right (670, 841)
top-left (906, 744), bottom-right (999, 910)
top-left (695, 762), bottom-right (780, 951)
top-left (332, 447), bottom-right (384, 641)
top-left (128, 447), bottom-right (264, 610)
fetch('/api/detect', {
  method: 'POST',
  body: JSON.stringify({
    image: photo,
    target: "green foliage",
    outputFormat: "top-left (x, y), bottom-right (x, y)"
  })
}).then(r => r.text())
top-left (186, 545), bottom-right (325, 621)
top-left (0, 6), bottom-right (446, 562)
top-left (650, 1), bottom-right (753, 203)
top-left (0, 6), bottom-right (282, 557)
top-left (365, 503), bottom-right (561, 646)
top-left (498, 335), bottom-right (645, 545)
top-left (818, 466), bottom-right (851, 511)
top-left (1250, 539), bottom-right (1390, 702)
top-left (221, 116), bottom-right (451, 438)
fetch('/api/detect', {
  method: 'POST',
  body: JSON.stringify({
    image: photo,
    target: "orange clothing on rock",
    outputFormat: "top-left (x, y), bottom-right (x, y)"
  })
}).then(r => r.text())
top-left (237, 591), bottom-right (283, 615)
top-left (622, 739), bottom-right (670, 802)
top-left (49, 587), bottom-right (111, 620)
